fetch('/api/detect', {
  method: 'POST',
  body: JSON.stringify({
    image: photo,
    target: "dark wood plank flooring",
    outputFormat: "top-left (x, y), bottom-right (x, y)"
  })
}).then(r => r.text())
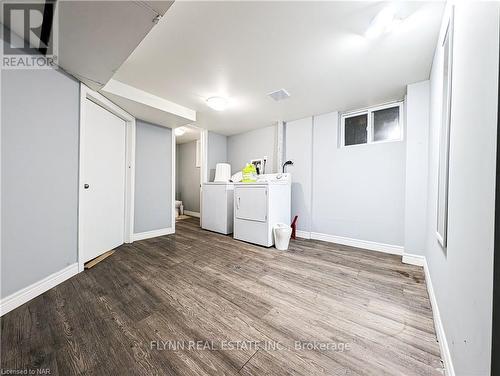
top-left (1, 218), bottom-right (443, 375)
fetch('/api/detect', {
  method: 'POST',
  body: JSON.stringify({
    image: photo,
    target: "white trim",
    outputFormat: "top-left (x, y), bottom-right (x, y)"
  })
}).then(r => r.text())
top-left (184, 210), bottom-right (200, 218)
top-left (436, 6), bottom-right (454, 250)
top-left (173, 126), bottom-right (206, 228)
top-left (0, 62), bottom-right (2, 311)
top-left (78, 83), bottom-right (136, 272)
top-left (124, 116), bottom-right (136, 245)
top-left (0, 263), bottom-right (78, 316)
top-left (132, 227), bottom-right (174, 241)
top-left (311, 232), bottom-right (403, 255)
top-left (402, 254), bottom-right (455, 376)
top-left (401, 253), bottom-right (425, 266)
top-left (171, 129), bottom-right (176, 234)
top-left (423, 258), bottom-right (455, 376)
top-left (296, 231), bottom-right (403, 256)
top-left (195, 139), bottom-right (201, 168)
top-left (200, 129), bottom-right (208, 184)
top-left (199, 129), bottom-right (208, 227)
top-left (296, 230), bottom-right (311, 239)
top-left (276, 121), bottom-right (285, 171)
top-left (309, 116), bottom-right (315, 235)
top-left (340, 101), bottom-right (404, 148)
top-left (102, 79), bottom-right (196, 122)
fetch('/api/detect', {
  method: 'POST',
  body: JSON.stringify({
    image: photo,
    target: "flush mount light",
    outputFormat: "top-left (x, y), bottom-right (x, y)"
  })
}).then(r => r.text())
top-left (175, 127), bottom-right (186, 136)
top-left (206, 96), bottom-right (228, 111)
top-left (365, 6), bottom-right (400, 39)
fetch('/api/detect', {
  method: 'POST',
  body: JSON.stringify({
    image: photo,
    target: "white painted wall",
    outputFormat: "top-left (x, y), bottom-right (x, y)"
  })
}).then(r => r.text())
top-left (278, 107), bottom-right (407, 246)
top-left (1, 64), bottom-right (79, 299)
top-left (134, 120), bottom-right (173, 233)
top-left (404, 81), bottom-right (430, 256)
top-left (207, 131), bottom-right (228, 182)
top-left (227, 125), bottom-right (277, 175)
top-left (424, 3), bottom-right (498, 373)
top-left (231, 109), bottom-right (406, 246)
top-left (285, 117), bottom-right (313, 232)
top-left (311, 111), bottom-right (406, 246)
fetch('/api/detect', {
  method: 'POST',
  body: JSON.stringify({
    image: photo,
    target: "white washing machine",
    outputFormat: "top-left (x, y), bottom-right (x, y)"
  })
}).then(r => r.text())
top-left (201, 182), bottom-right (234, 234)
top-left (233, 173), bottom-right (291, 247)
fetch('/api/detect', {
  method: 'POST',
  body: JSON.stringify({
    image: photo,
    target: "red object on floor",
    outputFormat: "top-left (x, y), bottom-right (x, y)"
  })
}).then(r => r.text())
top-left (291, 216), bottom-right (298, 239)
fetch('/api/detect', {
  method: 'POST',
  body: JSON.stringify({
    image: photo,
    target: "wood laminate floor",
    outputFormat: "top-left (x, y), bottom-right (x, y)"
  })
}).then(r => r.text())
top-left (1, 218), bottom-right (443, 375)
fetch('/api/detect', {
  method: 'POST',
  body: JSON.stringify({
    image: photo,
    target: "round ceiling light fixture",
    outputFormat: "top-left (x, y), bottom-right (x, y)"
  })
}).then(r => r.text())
top-left (206, 96), bottom-right (228, 111)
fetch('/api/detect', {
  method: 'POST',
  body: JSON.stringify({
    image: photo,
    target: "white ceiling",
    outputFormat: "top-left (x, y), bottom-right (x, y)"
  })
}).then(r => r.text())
top-left (176, 125), bottom-right (201, 144)
top-left (111, 1), bottom-right (444, 135)
top-left (54, 0), bottom-right (196, 127)
top-left (56, 1), bottom-right (173, 90)
top-left (0, 0), bottom-right (173, 92)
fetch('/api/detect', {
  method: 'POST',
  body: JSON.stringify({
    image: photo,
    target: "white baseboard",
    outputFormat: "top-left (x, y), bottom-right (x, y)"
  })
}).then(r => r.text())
top-left (422, 257), bottom-right (455, 376)
top-left (403, 253), bottom-right (455, 376)
top-left (295, 230), bottom-right (311, 239)
top-left (132, 227), bottom-right (174, 241)
top-left (402, 253), bottom-right (425, 266)
top-left (296, 230), bottom-right (403, 256)
top-left (0, 263), bottom-right (79, 317)
top-left (183, 210), bottom-right (200, 218)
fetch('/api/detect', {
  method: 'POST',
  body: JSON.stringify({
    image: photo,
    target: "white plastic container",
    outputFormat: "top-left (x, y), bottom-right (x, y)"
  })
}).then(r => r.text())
top-left (273, 223), bottom-right (292, 251)
top-left (214, 163), bottom-right (231, 182)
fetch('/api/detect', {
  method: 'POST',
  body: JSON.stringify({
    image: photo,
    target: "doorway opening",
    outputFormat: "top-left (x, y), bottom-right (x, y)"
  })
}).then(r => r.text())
top-left (174, 125), bottom-right (207, 226)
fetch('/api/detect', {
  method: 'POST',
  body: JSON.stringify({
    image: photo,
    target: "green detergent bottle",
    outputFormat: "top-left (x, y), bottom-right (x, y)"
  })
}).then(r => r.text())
top-left (242, 163), bottom-right (257, 183)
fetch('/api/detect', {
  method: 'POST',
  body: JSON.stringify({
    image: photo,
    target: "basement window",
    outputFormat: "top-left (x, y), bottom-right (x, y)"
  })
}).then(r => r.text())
top-left (340, 102), bottom-right (403, 147)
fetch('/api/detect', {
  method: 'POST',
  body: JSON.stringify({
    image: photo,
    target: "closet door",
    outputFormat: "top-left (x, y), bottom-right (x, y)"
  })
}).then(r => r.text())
top-left (81, 99), bottom-right (126, 262)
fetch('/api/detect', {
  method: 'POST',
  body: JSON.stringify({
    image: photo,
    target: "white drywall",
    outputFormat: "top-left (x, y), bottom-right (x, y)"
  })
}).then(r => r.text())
top-left (424, 3), bottom-right (498, 373)
top-left (404, 81), bottom-right (430, 256)
top-left (312, 111), bottom-right (406, 245)
top-left (134, 120), bottom-right (173, 233)
top-left (285, 117), bottom-right (313, 232)
top-left (207, 131), bottom-right (228, 182)
top-left (1, 28), bottom-right (80, 299)
top-left (227, 125), bottom-right (277, 175)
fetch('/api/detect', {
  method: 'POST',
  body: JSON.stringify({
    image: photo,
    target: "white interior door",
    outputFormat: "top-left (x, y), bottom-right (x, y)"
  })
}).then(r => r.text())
top-left (81, 99), bottom-right (126, 262)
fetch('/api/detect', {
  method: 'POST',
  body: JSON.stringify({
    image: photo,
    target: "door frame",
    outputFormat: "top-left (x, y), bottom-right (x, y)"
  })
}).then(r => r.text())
top-left (171, 128), bottom-right (176, 233)
top-left (491, 11), bottom-right (500, 373)
top-left (173, 126), bottom-right (207, 225)
top-left (200, 128), bottom-right (208, 185)
top-left (78, 83), bottom-right (136, 272)
top-left (199, 128), bottom-right (208, 226)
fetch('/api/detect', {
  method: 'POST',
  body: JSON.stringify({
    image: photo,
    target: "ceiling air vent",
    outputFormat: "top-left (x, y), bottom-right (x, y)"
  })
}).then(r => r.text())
top-left (268, 88), bottom-right (290, 102)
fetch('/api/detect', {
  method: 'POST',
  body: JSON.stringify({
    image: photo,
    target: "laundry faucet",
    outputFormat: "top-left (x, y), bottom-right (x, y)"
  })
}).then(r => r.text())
top-left (282, 160), bottom-right (293, 173)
